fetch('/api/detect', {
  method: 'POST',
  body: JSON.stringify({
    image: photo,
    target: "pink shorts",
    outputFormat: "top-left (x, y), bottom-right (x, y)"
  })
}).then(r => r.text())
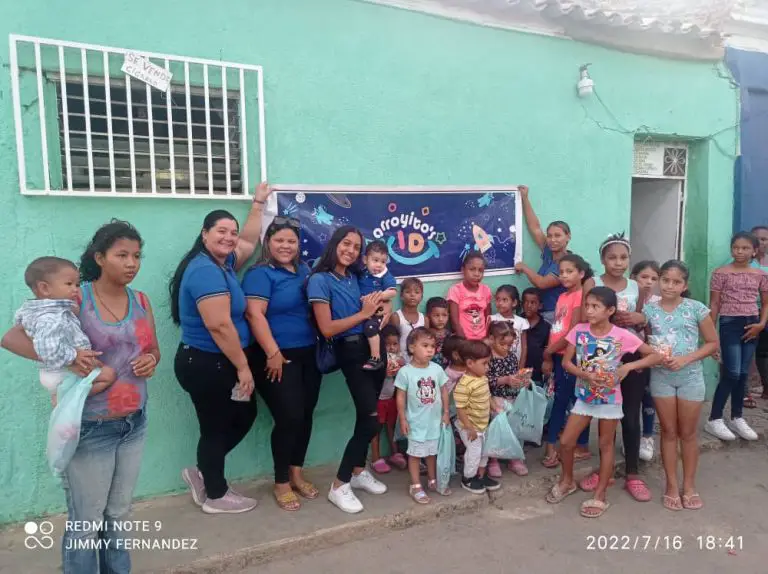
top-left (377, 398), bottom-right (397, 425)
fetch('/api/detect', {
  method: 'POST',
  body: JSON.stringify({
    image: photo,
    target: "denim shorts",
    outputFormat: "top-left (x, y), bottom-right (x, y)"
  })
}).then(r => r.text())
top-left (570, 399), bottom-right (623, 419)
top-left (650, 377), bottom-right (705, 402)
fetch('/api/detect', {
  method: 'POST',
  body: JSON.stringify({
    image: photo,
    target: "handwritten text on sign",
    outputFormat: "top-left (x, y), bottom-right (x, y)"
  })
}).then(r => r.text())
top-left (121, 53), bottom-right (173, 92)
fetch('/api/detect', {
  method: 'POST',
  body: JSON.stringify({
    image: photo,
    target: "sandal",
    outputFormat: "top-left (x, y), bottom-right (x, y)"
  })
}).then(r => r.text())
top-left (580, 498), bottom-right (610, 518)
top-left (744, 395), bottom-right (757, 409)
top-left (542, 452), bottom-right (560, 468)
top-left (409, 484), bottom-right (431, 504)
top-left (427, 479), bottom-right (451, 496)
top-left (682, 492), bottom-right (703, 510)
top-left (388, 453), bottom-right (407, 470)
top-left (274, 489), bottom-right (301, 511)
top-left (291, 481), bottom-right (319, 500)
top-left (574, 449), bottom-right (592, 462)
top-left (579, 473), bottom-right (615, 492)
top-left (625, 478), bottom-right (652, 502)
top-left (372, 458), bottom-right (391, 474)
top-left (546, 482), bottom-right (577, 504)
top-left (662, 494), bottom-right (683, 511)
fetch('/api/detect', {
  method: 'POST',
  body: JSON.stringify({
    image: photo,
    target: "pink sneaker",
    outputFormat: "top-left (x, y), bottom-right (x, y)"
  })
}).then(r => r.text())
top-left (201, 489), bottom-right (258, 514)
top-left (181, 467), bottom-right (206, 507)
top-left (372, 458), bottom-right (391, 474)
top-left (508, 459), bottom-right (529, 476)
top-left (487, 459), bottom-right (502, 478)
top-left (388, 453), bottom-right (407, 470)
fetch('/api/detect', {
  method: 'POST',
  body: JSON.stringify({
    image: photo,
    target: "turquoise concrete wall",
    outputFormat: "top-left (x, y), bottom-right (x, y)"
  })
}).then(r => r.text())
top-left (0, 0), bottom-right (737, 523)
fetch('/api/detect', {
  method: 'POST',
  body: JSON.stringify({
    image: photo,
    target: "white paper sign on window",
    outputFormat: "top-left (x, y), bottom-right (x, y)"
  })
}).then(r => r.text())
top-left (121, 52), bottom-right (173, 92)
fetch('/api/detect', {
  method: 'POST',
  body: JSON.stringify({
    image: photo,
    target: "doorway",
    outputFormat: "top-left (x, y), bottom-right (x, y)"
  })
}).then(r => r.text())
top-left (630, 178), bottom-right (684, 264)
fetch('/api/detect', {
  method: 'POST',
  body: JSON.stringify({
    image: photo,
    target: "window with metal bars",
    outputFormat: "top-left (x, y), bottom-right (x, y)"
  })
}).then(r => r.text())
top-left (55, 78), bottom-right (242, 194)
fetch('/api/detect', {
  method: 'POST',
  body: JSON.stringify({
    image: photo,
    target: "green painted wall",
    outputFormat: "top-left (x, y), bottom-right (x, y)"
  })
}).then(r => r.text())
top-left (0, 0), bottom-right (737, 523)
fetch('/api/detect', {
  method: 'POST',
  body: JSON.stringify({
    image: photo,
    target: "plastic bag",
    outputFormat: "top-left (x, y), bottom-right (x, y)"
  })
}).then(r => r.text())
top-left (436, 423), bottom-right (455, 494)
top-left (483, 408), bottom-right (524, 459)
top-left (507, 383), bottom-right (548, 445)
top-left (47, 369), bottom-right (101, 477)
top-left (540, 376), bottom-right (555, 424)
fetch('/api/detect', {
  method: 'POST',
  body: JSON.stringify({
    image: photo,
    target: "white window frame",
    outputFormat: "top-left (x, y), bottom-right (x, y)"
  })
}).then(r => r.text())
top-left (9, 34), bottom-right (267, 200)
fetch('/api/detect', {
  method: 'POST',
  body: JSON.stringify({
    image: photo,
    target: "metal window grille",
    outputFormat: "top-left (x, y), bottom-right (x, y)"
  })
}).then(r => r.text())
top-left (9, 34), bottom-right (267, 199)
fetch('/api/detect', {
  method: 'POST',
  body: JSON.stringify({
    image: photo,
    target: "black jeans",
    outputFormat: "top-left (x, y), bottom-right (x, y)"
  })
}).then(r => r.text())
top-left (621, 352), bottom-right (646, 476)
top-left (250, 345), bottom-right (322, 484)
top-left (174, 344), bottom-right (258, 499)
top-left (336, 337), bottom-right (385, 483)
top-left (757, 328), bottom-right (768, 392)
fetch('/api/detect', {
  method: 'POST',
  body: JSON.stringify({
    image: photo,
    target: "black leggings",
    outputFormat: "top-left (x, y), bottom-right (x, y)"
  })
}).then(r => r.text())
top-left (174, 344), bottom-right (258, 499)
top-left (756, 330), bottom-right (768, 391)
top-left (621, 352), bottom-right (646, 476)
top-left (250, 345), bottom-right (322, 484)
top-left (336, 337), bottom-right (385, 483)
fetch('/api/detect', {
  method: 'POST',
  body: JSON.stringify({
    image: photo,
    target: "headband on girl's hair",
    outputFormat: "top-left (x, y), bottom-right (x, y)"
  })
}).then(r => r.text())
top-left (599, 232), bottom-right (631, 256)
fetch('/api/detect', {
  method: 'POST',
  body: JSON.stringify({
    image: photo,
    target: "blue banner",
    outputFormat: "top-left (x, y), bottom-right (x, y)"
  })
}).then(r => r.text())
top-left (275, 187), bottom-right (522, 280)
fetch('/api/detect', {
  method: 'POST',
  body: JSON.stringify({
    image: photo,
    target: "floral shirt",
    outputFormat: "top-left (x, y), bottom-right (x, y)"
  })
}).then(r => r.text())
top-left (488, 353), bottom-right (520, 399)
top-left (710, 269), bottom-right (768, 317)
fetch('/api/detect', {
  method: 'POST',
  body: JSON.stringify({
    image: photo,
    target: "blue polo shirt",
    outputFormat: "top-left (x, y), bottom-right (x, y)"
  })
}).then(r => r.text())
top-left (306, 271), bottom-right (363, 338)
top-left (538, 246), bottom-right (566, 313)
top-left (358, 269), bottom-right (397, 296)
top-left (179, 252), bottom-right (251, 353)
top-left (241, 262), bottom-right (316, 350)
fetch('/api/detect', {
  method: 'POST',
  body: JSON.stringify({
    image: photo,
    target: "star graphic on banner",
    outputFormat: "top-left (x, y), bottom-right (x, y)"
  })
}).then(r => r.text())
top-left (434, 232), bottom-right (447, 245)
top-left (302, 250), bottom-right (309, 257)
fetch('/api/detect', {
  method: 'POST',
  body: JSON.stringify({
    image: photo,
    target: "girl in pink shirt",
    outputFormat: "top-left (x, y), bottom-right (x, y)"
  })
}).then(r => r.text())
top-left (448, 251), bottom-right (492, 341)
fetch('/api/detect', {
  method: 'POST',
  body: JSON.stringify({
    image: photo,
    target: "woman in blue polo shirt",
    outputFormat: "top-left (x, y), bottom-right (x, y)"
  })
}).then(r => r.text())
top-left (242, 217), bottom-right (321, 512)
top-left (169, 183), bottom-right (271, 515)
top-left (307, 225), bottom-right (387, 514)
top-left (514, 185), bottom-right (572, 323)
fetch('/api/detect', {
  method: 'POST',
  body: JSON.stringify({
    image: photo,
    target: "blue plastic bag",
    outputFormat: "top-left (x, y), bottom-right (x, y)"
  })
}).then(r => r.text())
top-left (507, 383), bottom-right (548, 445)
top-left (436, 423), bottom-right (455, 494)
top-left (47, 369), bottom-right (101, 477)
top-left (483, 409), bottom-right (524, 460)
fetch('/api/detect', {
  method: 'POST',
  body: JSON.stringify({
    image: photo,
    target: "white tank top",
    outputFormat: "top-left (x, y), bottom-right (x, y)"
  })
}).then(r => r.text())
top-left (396, 309), bottom-right (425, 357)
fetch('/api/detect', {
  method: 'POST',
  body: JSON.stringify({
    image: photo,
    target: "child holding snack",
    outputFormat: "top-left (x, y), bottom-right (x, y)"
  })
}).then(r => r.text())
top-left (14, 257), bottom-right (117, 398)
top-left (546, 287), bottom-right (660, 518)
top-left (491, 285), bottom-right (529, 366)
top-left (371, 325), bottom-right (407, 474)
top-left (486, 321), bottom-right (530, 477)
top-left (541, 254), bottom-right (594, 467)
top-left (448, 251), bottom-right (492, 341)
top-left (454, 340), bottom-right (498, 494)
top-left (521, 288), bottom-right (551, 383)
top-left (358, 241), bottom-right (398, 370)
top-left (644, 260), bottom-right (718, 511)
top-left (391, 278), bottom-right (425, 359)
top-left (426, 297), bottom-right (451, 368)
top-left (395, 328), bottom-right (451, 504)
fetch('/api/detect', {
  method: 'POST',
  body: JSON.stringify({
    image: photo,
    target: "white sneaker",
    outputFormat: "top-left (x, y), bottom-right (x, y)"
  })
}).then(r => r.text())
top-left (729, 418), bottom-right (758, 441)
top-left (639, 437), bottom-right (654, 462)
top-left (328, 482), bottom-right (363, 514)
top-left (704, 419), bottom-right (737, 441)
top-left (350, 469), bottom-right (388, 494)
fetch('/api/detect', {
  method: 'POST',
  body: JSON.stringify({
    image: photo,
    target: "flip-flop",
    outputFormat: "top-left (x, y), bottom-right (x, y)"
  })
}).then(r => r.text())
top-left (291, 481), bottom-right (319, 500)
top-left (744, 395), bottom-right (757, 408)
top-left (542, 453), bottom-right (560, 468)
top-left (574, 450), bottom-right (592, 462)
top-left (625, 478), bottom-right (652, 502)
top-left (662, 494), bottom-right (683, 511)
top-left (275, 490), bottom-right (301, 511)
top-left (546, 483), bottom-right (577, 504)
top-left (580, 498), bottom-right (610, 518)
top-left (579, 473), bottom-right (616, 492)
top-left (682, 492), bottom-right (703, 510)
top-left (409, 484), bottom-right (431, 504)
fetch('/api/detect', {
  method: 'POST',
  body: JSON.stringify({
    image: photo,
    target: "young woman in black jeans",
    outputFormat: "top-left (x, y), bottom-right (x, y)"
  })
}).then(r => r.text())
top-left (169, 183), bottom-right (271, 514)
top-left (243, 217), bottom-right (322, 511)
top-left (307, 225), bottom-right (387, 514)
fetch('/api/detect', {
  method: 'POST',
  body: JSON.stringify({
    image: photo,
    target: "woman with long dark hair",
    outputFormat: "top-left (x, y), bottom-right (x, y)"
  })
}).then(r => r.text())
top-left (242, 216), bottom-right (322, 511)
top-left (2, 220), bottom-right (159, 574)
top-left (514, 185), bottom-right (572, 324)
top-left (169, 183), bottom-right (272, 514)
top-left (307, 225), bottom-right (388, 513)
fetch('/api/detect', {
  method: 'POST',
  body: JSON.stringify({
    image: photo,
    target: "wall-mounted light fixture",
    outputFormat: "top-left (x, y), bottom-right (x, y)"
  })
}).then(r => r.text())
top-left (578, 64), bottom-right (594, 98)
